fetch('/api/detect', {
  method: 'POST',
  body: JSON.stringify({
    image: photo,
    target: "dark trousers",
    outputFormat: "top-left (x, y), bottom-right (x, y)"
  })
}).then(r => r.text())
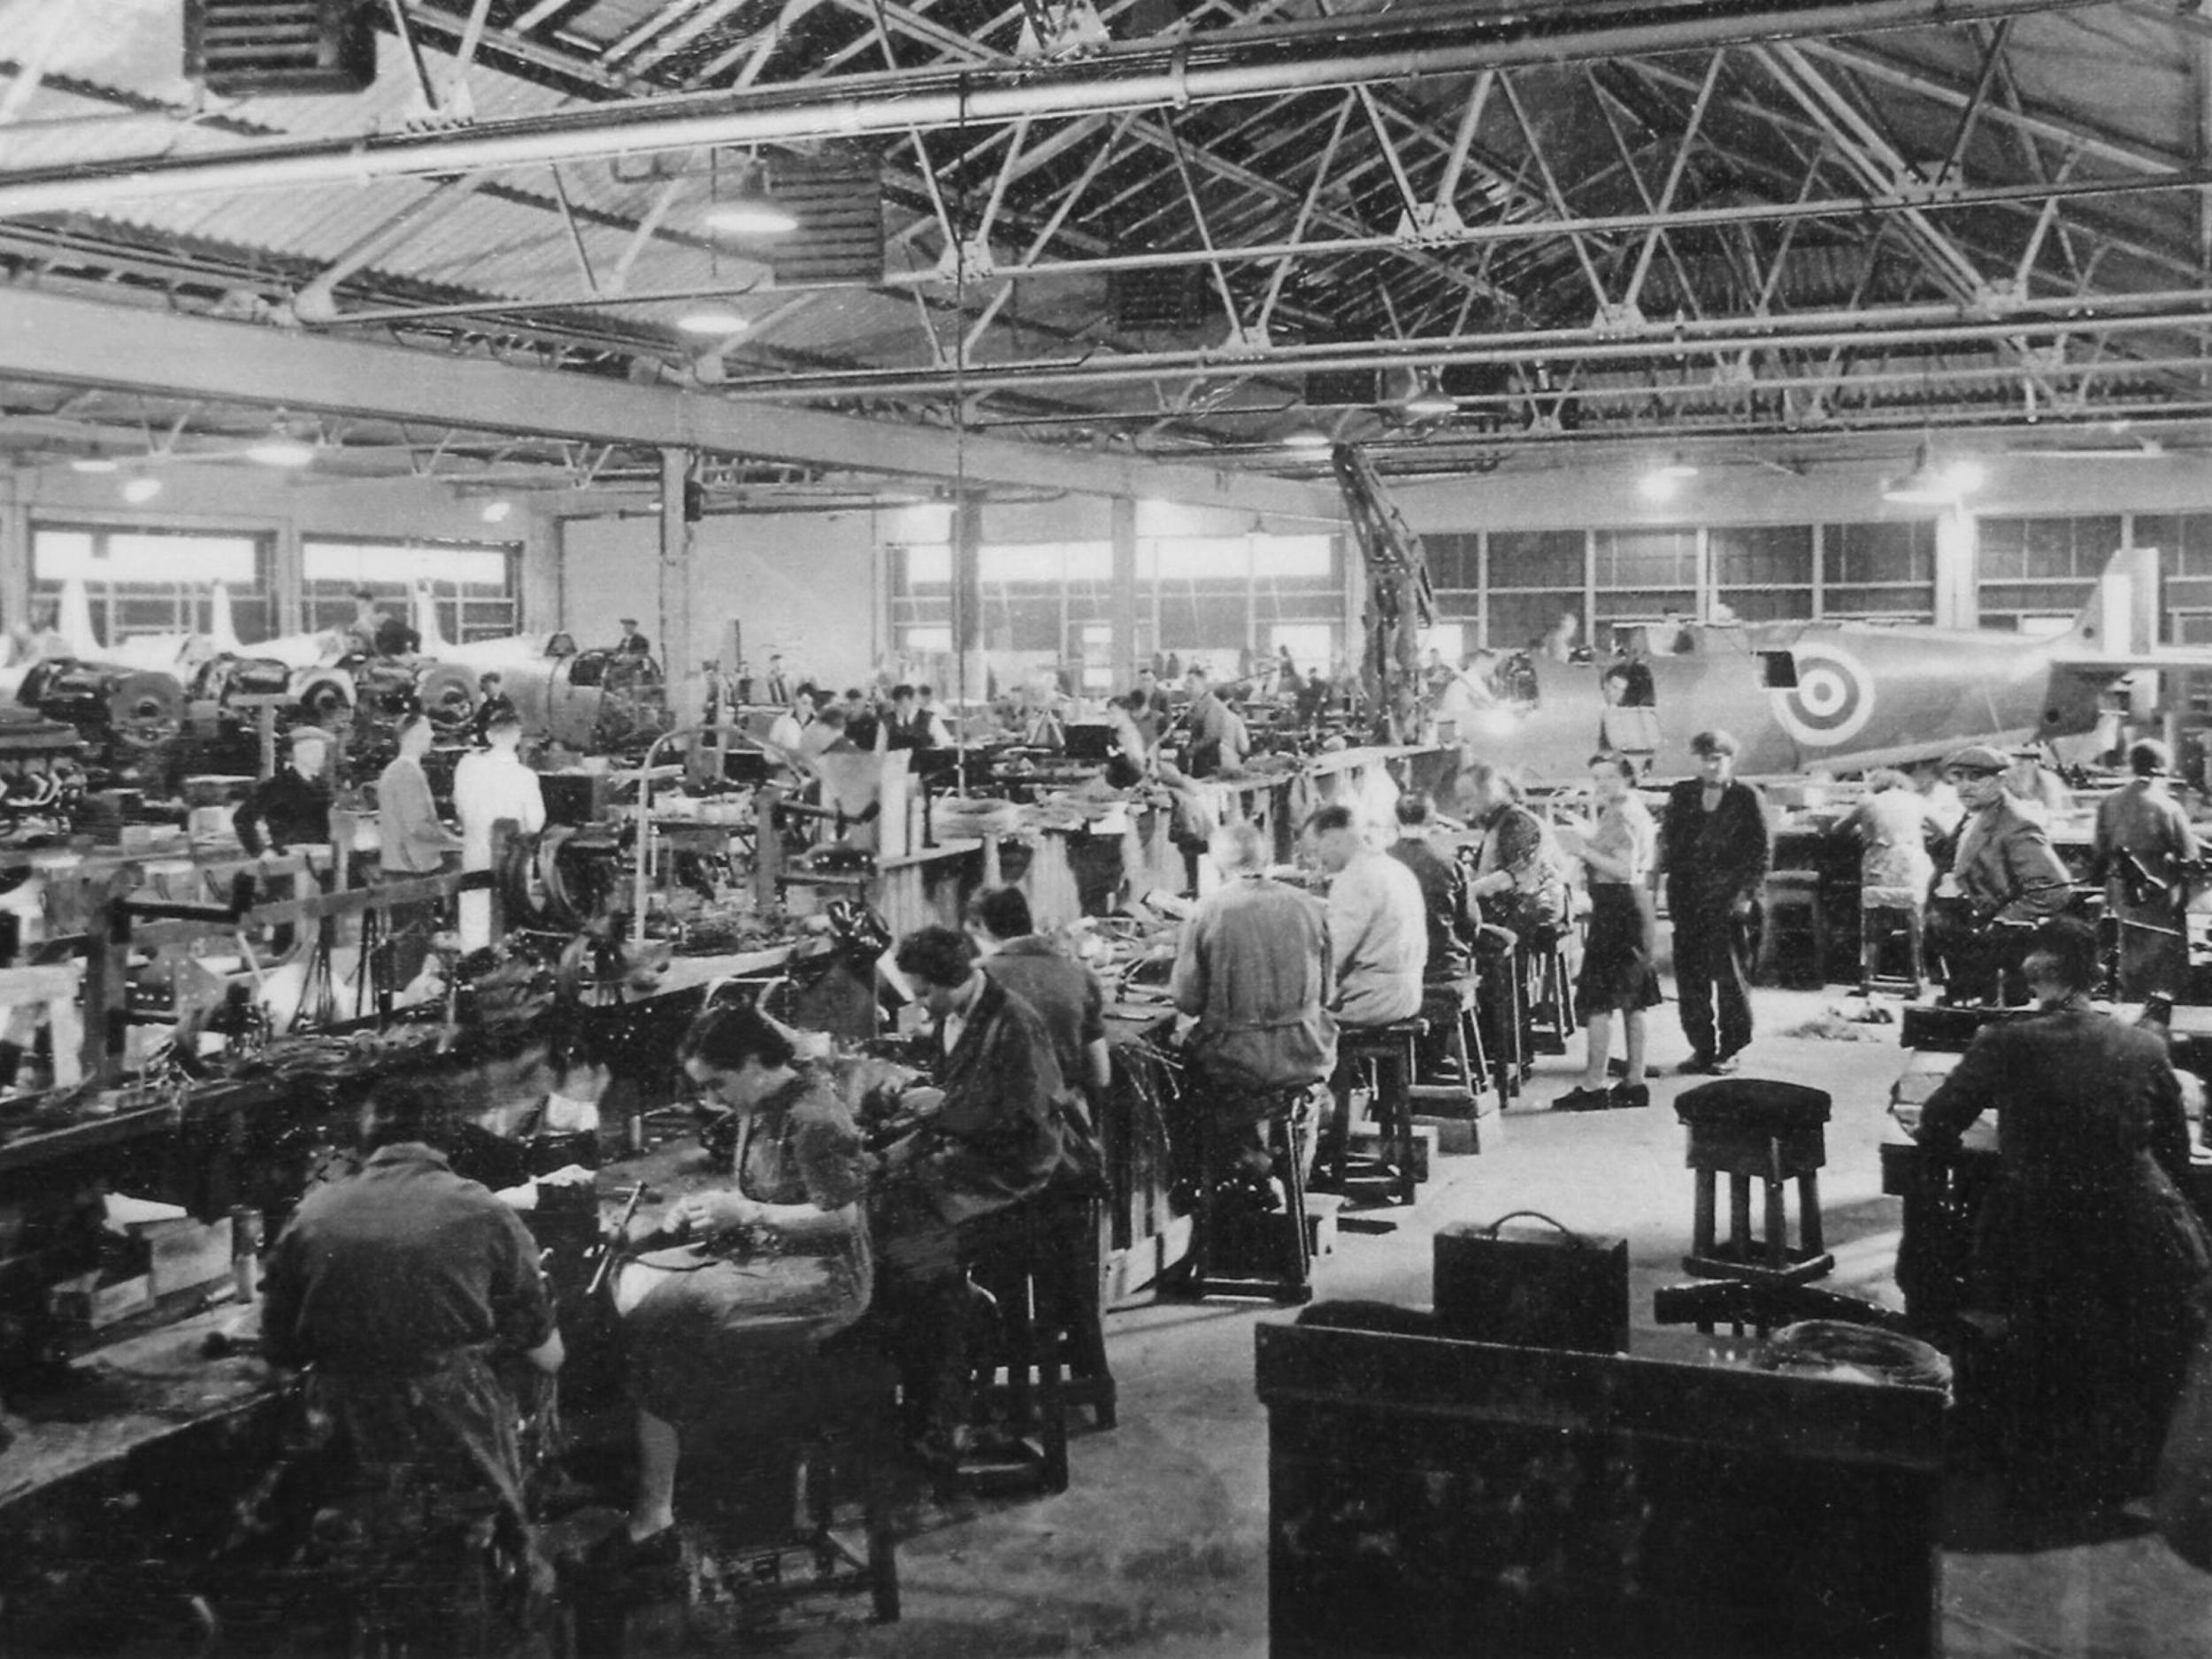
top-left (1925, 903), bottom-right (2033, 1006)
top-left (1671, 906), bottom-right (1753, 1061)
top-left (377, 877), bottom-right (444, 992)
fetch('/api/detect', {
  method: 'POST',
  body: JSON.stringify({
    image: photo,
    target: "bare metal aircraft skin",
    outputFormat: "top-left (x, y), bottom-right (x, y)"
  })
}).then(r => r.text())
top-left (1456, 549), bottom-right (2191, 784)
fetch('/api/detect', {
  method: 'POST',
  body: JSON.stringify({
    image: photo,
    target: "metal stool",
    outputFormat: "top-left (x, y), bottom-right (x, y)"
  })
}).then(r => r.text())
top-left (1757, 870), bottom-right (1830, 987)
top-left (1317, 1018), bottom-right (1425, 1207)
top-left (1676, 1078), bottom-right (1834, 1289)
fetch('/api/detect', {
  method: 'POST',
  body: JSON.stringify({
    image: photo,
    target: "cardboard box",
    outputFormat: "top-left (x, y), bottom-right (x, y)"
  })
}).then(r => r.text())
top-left (50, 1271), bottom-right (153, 1328)
top-left (140, 1216), bottom-right (234, 1298)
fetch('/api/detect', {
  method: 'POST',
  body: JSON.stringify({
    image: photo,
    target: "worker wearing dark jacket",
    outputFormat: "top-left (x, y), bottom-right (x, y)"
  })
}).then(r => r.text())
top-left (1914, 917), bottom-right (2209, 1509)
top-left (1654, 729), bottom-right (1770, 1073)
top-left (234, 727), bottom-right (334, 856)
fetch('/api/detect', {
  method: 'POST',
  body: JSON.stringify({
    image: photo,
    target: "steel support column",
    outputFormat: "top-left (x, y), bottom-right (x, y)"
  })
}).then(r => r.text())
top-left (659, 447), bottom-right (697, 718)
top-left (1110, 495), bottom-right (1139, 692)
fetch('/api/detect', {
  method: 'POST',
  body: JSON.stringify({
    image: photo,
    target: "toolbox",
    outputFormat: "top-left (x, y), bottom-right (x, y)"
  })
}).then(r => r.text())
top-left (1432, 1210), bottom-right (1630, 1354)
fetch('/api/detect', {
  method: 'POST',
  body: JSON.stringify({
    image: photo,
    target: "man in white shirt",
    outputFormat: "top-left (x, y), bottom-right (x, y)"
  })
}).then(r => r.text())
top-left (451, 709), bottom-right (545, 950)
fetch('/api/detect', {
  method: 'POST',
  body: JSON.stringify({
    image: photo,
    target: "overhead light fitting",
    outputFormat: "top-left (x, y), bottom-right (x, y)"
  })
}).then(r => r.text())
top-left (676, 309), bottom-right (750, 336)
top-left (1637, 454), bottom-right (1700, 503)
top-left (70, 456), bottom-right (120, 474)
top-left (1403, 377), bottom-right (1458, 420)
top-left (247, 434), bottom-right (316, 468)
top-left (480, 499), bottom-right (514, 525)
top-left (1880, 442), bottom-right (1984, 505)
top-left (702, 157), bottom-right (797, 238)
top-left (122, 475), bottom-right (163, 504)
top-left (1284, 426), bottom-right (1332, 450)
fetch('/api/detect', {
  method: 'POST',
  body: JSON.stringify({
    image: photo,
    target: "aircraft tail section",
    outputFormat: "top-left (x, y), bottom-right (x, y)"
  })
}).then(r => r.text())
top-left (2067, 545), bottom-right (2161, 657)
top-left (208, 582), bottom-right (244, 652)
top-left (56, 577), bottom-right (100, 658)
top-left (411, 581), bottom-right (451, 655)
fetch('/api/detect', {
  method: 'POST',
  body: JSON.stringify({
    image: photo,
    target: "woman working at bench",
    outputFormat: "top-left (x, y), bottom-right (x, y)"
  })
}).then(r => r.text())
top-left (590, 1002), bottom-right (872, 1570)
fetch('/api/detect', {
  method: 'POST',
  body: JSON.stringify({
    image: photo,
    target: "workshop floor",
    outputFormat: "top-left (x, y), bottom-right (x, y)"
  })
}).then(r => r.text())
top-left (680, 986), bottom-right (2212, 1659)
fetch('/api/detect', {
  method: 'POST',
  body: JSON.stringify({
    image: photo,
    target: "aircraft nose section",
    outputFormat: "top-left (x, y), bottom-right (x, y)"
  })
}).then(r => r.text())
top-left (107, 672), bottom-right (183, 732)
top-left (415, 663), bottom-right (479, 732)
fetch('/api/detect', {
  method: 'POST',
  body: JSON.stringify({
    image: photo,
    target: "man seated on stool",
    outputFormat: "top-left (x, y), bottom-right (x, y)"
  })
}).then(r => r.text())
top-left (877, 926), bottom-right (1072, 1470)
top-left (259, 1073), bottom-right (564, 1586)
top-left (1387, 792), bottom-right (1482, 1082)
top-left (964, 886), bottom-right (1110, 1137)
top-left (1926, 744), bottom-right (2073, 1006)
top-left (1170, 820), bottom-right (1337, 1167)
top-left (1308, 803), bottom-right (1426, 1172)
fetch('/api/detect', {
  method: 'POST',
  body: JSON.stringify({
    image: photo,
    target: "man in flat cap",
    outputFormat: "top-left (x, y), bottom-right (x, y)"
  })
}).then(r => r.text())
top-left (617, 618), bottom-right (652, 657)
top-left (2093, 738), bottom-right (2200, 1001)
top-left (1927, 744), bottom-right (2074, 1004)
top-left (234, 726), bottom-right (334, 858)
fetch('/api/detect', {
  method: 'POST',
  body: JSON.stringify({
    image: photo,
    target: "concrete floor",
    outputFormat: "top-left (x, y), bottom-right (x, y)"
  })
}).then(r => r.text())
top-left (741, 986), bottom-right (2212, 1658)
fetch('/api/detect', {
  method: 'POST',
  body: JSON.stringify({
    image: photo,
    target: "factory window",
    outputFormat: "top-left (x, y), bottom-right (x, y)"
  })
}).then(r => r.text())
top-left (303, 539), bottom-right (520, 644)
top-left (1821, 520), bottom-right (1936, 621)
top-left (1710, 525), bottom-right (1815, 621)
top-left (31, 523), bottom-right (273, 646)
top-left (1592, 527), bottom-right (1697, 639)
top-left (889, 534), bottom-right (1337, 678)
top-left (1268, 624), bottom-right (1336, 675)
top-left (1976, 515), bottom-right (2121, 631)
top-left (1485, 529), bottom-right (1583, 651)
top-left (2131, 515), bottom-right (2212, 639)
top-left (1425, 532), bottom-right (1480, 594)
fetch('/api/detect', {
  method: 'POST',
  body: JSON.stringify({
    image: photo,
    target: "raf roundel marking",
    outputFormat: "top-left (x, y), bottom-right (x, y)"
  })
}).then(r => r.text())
top-left (1771, 641), bottom-right (1874, 747)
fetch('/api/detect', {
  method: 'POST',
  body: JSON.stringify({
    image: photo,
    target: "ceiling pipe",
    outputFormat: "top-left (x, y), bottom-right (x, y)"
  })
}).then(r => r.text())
top-left (0, 0), bottom-right (2101, 218)
top-left (698, 298), bottom-right (2212, 398)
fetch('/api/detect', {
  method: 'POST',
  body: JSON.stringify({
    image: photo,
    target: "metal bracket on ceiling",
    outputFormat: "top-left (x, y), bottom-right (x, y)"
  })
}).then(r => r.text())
top-left (2019, 342), bottom-right (2069, 375)
top-left (1216, 323), bottom-right (1272, 357)
top-left (1588, 301), bottom-right (1647, 338)
top-left (1709, 359), bottom-right (1756, 389)
top-left (1970, 278), bottom-right (2029, 316)
top-left (1394, 203), bottom-right (1467, 246)
top-left (934, 237), bottom-right (998, 285)
top-left (1012, 0), bottom-right (1111, 62)
top-left (1783, 389), bottom-right (1830, 426)
top-left (1888, 166), bottom-right (1962, 204)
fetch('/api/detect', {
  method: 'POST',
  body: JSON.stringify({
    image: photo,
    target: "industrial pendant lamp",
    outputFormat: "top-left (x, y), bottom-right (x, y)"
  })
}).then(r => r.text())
top-left (247, 422), bottom-right (316, 468)
top-left (702, 154), bottom-right (796, 238)
top-left (1402, 373), bottom-right (1457, 419)
top-left (1637, 453), bottom-right (1699, 503)
top-left (1880, 441), bottom-right (1984, 505)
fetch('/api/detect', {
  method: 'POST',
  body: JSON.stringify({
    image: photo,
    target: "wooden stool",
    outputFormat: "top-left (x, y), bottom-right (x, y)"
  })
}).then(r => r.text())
top-left (956, 1193), bottom-right (1099, 1494)
top-left (1758, 870), bottom-right (1830, 987)
top-left (1185, 1088), bottom-right (1316, 1304)
top-left (1317, 1018), bottom-right (1425, 1207)
top-left (1411, 977), bottom-right (1491, 1107)
top-left (1522, 930), bottom-right (1578, 1056)
top-left (1676, 1079), bottom-right (1834, 1287)
top-left (564, 1357), bottom-right (902, 1654)
top-left (1860, 902), bottom-right (1925, 995)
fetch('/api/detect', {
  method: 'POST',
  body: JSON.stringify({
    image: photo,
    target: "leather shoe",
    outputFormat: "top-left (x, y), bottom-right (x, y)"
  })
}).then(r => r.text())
top-left (1677, 1053), bottom-right (1718, 1075)
top-left (1608, 1083), bottom-right (1651, 1110)
top-left (1553, 1085), bottom-right (1612, 1111)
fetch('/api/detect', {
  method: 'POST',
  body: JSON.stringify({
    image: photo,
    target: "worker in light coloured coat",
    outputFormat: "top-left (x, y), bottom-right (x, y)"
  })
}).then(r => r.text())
top-left (452, 707), bottom-right (545, 951)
